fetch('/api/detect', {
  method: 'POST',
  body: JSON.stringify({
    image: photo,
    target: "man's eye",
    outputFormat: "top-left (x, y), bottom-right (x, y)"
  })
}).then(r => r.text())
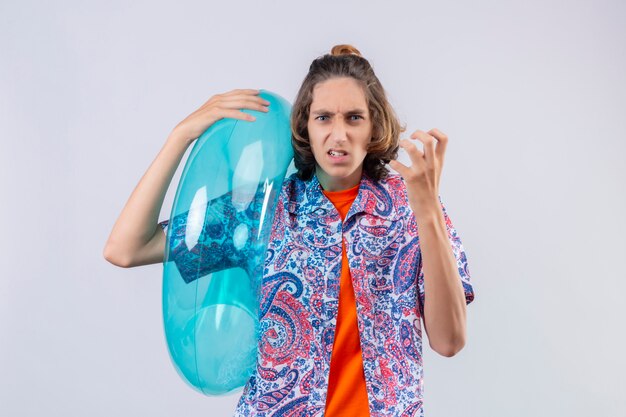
top-left (349, 115), bottom-right (363, 121)
top-left (316, 115), bottom-right (329, 121)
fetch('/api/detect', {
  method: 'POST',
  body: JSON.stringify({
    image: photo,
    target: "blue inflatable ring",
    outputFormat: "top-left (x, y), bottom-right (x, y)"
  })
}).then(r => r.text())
top-left (162, 90), bottom-right (293, 395)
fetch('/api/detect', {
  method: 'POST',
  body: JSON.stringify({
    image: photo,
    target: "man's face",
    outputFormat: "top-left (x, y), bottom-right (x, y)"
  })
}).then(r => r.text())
top-left (307, 77), bottom-right (373, 191)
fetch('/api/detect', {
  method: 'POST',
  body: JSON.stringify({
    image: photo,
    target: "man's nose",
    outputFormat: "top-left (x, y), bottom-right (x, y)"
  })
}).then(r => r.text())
top-left (330, 119), bottom-right (347, 142)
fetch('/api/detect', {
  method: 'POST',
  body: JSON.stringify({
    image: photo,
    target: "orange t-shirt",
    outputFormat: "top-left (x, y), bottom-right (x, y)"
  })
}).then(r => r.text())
top-left (322, 183), bottom-right (370, 417)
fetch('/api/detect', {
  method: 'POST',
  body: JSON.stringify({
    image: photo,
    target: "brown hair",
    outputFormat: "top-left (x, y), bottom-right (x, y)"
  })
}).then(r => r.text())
top-left (291, 44), bottom-right (405, 181)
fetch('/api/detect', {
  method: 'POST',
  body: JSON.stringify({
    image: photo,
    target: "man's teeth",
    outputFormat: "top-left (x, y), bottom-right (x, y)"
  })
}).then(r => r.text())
top-left (329, 150), bottom-right (346, 156)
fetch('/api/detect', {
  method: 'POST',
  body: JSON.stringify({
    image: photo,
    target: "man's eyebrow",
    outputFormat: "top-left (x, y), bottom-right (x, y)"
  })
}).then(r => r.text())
top-left (310, 108), bottom-right (367, 116)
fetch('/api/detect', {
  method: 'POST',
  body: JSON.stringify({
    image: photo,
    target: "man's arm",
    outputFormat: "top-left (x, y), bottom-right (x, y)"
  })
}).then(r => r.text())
top-left (415, 200), bottom-right (468, 357)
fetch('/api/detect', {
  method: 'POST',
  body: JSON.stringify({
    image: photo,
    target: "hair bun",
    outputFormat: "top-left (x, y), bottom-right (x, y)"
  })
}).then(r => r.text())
top-left (330, 44), bottom-right (362, 57)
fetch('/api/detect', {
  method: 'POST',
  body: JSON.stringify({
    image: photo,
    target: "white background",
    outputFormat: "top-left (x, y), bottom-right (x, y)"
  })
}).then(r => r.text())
top-left (1, 0), bottom-right (624, 416)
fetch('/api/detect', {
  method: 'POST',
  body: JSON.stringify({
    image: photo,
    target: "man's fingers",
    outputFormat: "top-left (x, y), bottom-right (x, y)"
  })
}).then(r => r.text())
top-left (222, 88), bottom-right (261, 96)
top-left (211, 108), bottom-right (257, 122)
top-left (409, 131), bottom-right (436, 164)
top-left (223, 92), bottom-right (269, 103)
top-left (218, 98), bottom-right (270, 112)
top-left (388, 159), bottom-right (409, 176)
top-left (427, 128), bottom-right (448, 163)
top-left (221, 95), bottom-right (271, 107)
top-left (399, 139), bottom-right (426, 169)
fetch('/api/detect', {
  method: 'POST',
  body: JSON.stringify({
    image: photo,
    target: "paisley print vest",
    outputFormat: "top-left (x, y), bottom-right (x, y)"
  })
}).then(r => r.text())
top-left (232, 171), bottom-right (475, 417)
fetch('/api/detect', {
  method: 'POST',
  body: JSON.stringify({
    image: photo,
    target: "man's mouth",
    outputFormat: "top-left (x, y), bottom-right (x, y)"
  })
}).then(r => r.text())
top-left (328, 149), bottom-right (348, 157)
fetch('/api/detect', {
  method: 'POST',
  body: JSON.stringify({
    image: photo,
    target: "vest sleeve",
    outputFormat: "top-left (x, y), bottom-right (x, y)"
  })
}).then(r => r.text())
top-left (158, 219), bottom-right (169, 235)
